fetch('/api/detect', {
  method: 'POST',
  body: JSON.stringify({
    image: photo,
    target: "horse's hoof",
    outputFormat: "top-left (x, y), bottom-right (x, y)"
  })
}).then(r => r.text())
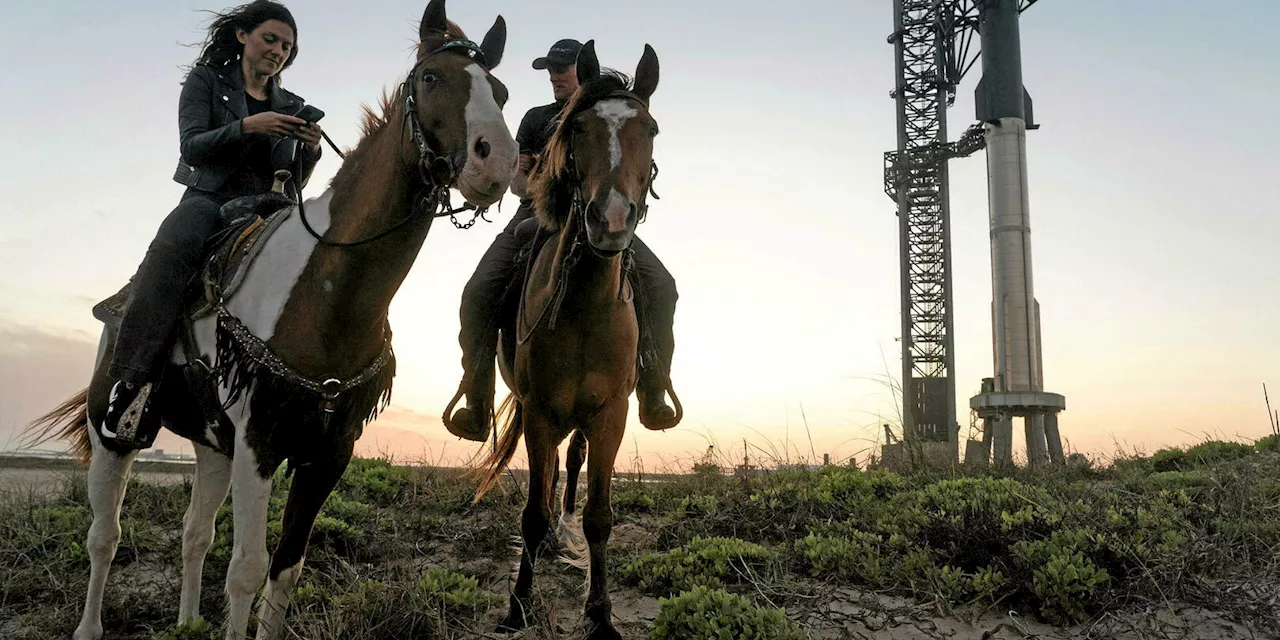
top-left (584, 622), bottom-right (623, 640)
top-left (534, 533), bottom-right (561, 560)
top-left (72, 624), bottom-right (104, 640)
top-left (496, 603), bottom-right (531, 633)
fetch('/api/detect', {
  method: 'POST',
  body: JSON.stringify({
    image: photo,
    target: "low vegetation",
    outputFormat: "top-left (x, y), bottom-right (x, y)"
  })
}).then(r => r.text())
top-left (2, 438), bottom-right (1278, 638)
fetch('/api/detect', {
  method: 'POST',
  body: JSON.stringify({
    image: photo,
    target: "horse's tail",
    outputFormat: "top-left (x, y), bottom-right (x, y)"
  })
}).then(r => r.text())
top-left (21, 388), bottom-right (92, 465)
top-left (471, 393), bottom-right (523, 502)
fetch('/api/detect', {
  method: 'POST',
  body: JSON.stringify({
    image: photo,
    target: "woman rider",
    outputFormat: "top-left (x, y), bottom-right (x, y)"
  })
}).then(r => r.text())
top-left (101, 0), bottom-right (323, 448)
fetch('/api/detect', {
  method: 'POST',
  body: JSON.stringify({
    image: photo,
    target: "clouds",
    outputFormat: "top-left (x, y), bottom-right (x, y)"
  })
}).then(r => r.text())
top-left (0, 321), bottom-right (99, 451)
top-left (0, 318), bottom-right (483, 462)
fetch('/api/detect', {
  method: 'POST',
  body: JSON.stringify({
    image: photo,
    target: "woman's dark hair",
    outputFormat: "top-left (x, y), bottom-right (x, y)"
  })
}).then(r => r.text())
top-left (194, 1), bottom-right (299, 70)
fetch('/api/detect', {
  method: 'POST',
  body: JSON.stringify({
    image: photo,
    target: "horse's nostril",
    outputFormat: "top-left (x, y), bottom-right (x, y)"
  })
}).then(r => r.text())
top-left (474, 138), bottom-right (491, 159)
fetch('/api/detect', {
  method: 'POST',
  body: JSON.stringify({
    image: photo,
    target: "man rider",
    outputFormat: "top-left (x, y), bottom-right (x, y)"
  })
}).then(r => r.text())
top-left (445, 38), bottom-right (680, 441)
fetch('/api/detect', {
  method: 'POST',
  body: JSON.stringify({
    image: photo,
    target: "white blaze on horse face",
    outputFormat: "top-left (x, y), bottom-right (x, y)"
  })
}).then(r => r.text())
top-left (459, 64), bottom-right (517, 203)
top-left (593, 99), bottom-right (638, 170)
top-left (603, 187), bottom-right (631, 234)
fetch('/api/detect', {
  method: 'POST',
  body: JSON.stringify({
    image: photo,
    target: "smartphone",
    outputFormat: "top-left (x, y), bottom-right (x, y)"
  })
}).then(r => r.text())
top-left (294, 104), bottom-right (325, 124)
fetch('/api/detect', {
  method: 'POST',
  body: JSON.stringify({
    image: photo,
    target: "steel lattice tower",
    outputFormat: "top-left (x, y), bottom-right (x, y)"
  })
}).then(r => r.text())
top-left (885, 0), bottom-right (1038, 464)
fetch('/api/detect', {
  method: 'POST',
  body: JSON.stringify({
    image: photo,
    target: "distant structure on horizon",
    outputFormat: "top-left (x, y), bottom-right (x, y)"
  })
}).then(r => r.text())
top-left (884, 0), bottom-right (1063, 467)
top-left (0, 448), bottom-right (195, 464)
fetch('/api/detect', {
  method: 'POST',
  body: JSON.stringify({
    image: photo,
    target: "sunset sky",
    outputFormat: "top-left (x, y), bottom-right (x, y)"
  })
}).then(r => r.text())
top-left (2, 0), bottom-right (1277, 469)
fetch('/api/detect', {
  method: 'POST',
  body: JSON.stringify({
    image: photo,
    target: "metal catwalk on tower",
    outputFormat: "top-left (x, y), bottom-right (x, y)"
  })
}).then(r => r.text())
top-left (884, 0), bottom-right (1050, 466)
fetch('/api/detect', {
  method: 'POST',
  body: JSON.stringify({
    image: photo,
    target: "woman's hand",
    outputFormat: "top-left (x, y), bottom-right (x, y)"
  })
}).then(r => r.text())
top-left (242, 111), bottom-right (307, 137)
top-left (294, 122), bottom-right (322, 149)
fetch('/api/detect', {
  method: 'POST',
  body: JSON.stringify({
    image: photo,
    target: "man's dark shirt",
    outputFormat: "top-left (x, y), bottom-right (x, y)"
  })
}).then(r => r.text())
top-left (515, 101), bottom-right (566, 157)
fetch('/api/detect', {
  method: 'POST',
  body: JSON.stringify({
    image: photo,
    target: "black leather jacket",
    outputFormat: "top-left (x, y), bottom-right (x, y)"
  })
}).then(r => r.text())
top-left (172, 62), bottom-right (321, 194)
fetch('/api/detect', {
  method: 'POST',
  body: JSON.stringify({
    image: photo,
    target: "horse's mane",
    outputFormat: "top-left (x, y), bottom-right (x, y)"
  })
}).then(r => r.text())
top-left (528, 70), bottom-right (635, 230)
top-left (329, 21), bottom-right (468, 194)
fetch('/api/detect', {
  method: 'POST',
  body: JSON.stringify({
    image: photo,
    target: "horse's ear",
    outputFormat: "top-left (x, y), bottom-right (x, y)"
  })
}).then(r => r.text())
top-left (633, 44), bottom-right (659, 104)
top-left (576, 40), bottom-right (600, 85)
top-left (480, 15), bottom-right (506, 69)
top-left (420, 0), bottom-right (448, 41)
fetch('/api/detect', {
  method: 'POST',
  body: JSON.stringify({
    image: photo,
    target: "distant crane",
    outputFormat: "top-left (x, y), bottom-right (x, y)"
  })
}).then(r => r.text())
top-left (884, 0), bottom-right (1063, 466)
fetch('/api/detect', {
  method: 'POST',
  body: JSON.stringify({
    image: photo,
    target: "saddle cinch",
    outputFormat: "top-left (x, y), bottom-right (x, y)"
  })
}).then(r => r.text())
top-left (90, 171), bottom-right (299, 434)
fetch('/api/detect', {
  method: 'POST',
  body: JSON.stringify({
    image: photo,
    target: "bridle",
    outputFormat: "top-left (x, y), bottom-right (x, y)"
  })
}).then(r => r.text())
top-left (515, 90), bottom-right (662, 342)
top-left (563, 90), bottom-right (661, 258)
top-left (295, 39), bottom-right (496, 248)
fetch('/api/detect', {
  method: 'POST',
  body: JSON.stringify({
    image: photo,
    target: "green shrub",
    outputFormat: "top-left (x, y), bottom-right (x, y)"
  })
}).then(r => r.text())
top-left (1148, 441), bottom-right (1254, 473)
top-left (417, 567), bottom-right (501, 612)
top-left (622, 537), bottom-right (772, 596)
top-left (651, 586), bottom-right (800, 640)
top-left (1185, 440), bottom-right (1254, 466)
top-left (1151, 448), bottom-right (1186, 472)
top-left (340, 457), bottom-right (411, 506)
top-left (322, 492), bottom-right (374, 523)
top-left (156, 617), bottom-right (215, 640)
top-left (677, 494), bottom-right (720, 518)
top-left (1031, 550), bottom-right (1109, 624)
top-left (795, 529), bottom-right (886, 586)
top-left (613, 487), bottom-right (656, 514)
top-left (882, 477), bottom-right (1059, 571)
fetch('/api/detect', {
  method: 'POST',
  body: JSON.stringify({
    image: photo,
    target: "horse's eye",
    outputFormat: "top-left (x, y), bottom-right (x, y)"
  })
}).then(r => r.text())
top-left (421, 71), bottom-right (438, 85)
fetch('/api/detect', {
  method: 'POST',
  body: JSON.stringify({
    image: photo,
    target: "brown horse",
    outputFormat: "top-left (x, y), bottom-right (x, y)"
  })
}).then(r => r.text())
top-left (474, 41), bottom-right (661, 640)
top-left (22, 2), bottom-right (515, 638)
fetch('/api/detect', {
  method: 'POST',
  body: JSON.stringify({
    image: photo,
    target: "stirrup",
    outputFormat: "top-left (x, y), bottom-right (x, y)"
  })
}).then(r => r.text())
top-left (446, 403), bottom-right (491, 442)
top-left (638, 386), bottom-right (681, 431)
top-left (443, 386), bottom-right (491, 442)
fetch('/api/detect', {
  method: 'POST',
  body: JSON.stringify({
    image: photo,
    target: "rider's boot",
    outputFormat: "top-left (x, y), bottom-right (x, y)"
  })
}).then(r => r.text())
top-left (100, 377), bottom-right (163, 449)
top-left (446, 280), bottom-right (505, 442)
top-left (637, 372), bottom-right (678, 431)
top-left (636, 327), bottom-right (679, 431)
top-left (447, 361), bottom-right (495, 442)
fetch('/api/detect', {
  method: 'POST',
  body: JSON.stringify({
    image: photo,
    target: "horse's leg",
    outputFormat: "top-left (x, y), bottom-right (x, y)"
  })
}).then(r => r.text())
top-left (539, 448), bottom-right (563, 560)
top-left (563, 429), bottom-right (587, 516)
top-left (557, 430), bottom-right (589, 565)
top-left (498, 411), bottom-right (557, 632)
top-left (178, 442), bottom-right (232, 626)
top-left (225, 427), bottom-right (277, 640)
top-left (581, 402), bottom-right (626, 640)
top-left (255, 441), bottom-right (354, 640)
top-left (73, 430), bottom-right (138, 640)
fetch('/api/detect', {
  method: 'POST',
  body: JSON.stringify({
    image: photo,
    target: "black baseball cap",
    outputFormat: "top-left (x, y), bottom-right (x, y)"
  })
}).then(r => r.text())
top-left (532, 39), bottom-right (583, 70)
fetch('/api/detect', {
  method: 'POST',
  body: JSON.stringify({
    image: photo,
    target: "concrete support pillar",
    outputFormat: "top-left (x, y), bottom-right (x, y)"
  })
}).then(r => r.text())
top-left (1044, 412), bottom-right (1064, 462)
top-left (1026, 414), bottom-right (1049, 466)
top-left (992, 415), bottom-right (1014, 466)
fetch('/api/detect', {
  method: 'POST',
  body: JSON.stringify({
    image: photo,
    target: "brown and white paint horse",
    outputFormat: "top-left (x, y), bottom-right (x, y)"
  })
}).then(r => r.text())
top-left (23, 2), bottom-right (516, 638)
top-left (475, 41), bottom-right (661, 640)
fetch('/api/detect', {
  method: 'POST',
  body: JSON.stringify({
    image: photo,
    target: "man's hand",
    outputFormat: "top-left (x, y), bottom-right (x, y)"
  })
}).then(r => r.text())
top-left (511, 153), bottom-right (534, 197)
